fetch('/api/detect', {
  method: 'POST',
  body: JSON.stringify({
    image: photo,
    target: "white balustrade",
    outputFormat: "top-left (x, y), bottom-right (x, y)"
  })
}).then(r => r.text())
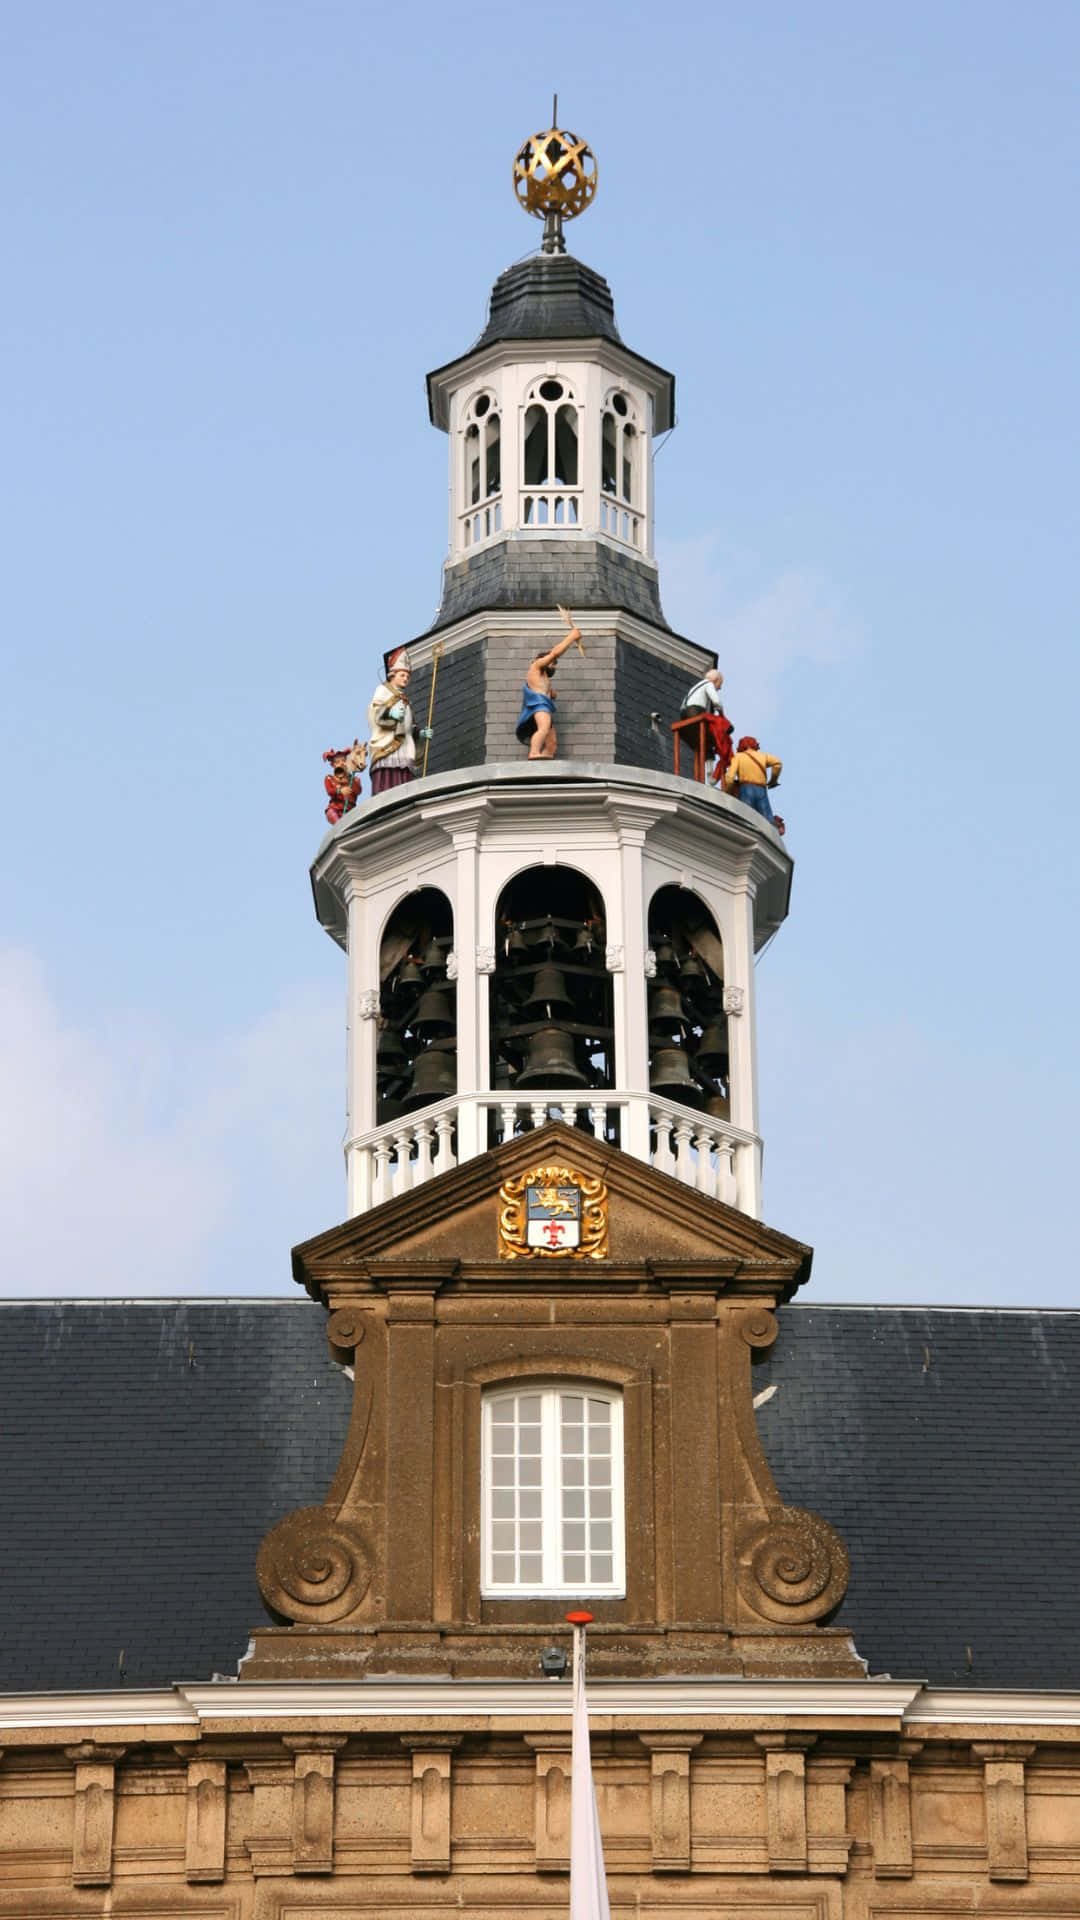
top-left (520, 490), bottom-right (582, 529)
top-left (345, 1090), bottom-right (760, 1219)
top-left (460, 497), bottom-right (502, 548)
top-left (599, 495), bottom-right (642, 548)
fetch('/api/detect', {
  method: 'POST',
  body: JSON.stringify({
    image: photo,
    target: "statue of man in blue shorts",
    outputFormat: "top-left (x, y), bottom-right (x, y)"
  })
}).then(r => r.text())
top-left (515, 606), bottom-right (584, 760)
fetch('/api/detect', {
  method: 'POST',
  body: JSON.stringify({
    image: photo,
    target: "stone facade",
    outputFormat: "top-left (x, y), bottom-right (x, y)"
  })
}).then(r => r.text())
top-left (0, 1686), bottom-right (1073, 1912)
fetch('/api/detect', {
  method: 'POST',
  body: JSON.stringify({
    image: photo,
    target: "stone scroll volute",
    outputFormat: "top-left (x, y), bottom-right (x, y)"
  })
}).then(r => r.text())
top-left (726, 1302), bottom-right (851, 1628)
top-left (256, 1306), bottom-right (384, 1627)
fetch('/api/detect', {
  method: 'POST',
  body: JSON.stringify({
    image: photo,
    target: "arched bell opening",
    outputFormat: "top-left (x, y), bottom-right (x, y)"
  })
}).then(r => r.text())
top-left (490, 868), bottom-right (614, 1132)
top-left (377, 888), bottom-right (456, 1125)
top-left (646, 885), bottom-right (728, 1118)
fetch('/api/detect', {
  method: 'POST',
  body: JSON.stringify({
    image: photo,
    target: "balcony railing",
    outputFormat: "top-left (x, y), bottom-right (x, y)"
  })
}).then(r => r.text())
top-left (345, 1091), bottom-right (760, 1218)
top-left (599, 494), bottom-right (642, 549)
top-left (520, 490), bottom-right (582, 530)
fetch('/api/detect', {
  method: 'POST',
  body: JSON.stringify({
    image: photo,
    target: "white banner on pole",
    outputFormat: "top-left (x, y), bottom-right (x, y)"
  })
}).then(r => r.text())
top-left (570, 1623), bottom-right (611, 1920)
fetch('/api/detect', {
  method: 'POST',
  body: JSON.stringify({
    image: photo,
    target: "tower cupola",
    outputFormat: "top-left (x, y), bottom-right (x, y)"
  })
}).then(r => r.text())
top-left (312, 125), bottom-right (792, 1231)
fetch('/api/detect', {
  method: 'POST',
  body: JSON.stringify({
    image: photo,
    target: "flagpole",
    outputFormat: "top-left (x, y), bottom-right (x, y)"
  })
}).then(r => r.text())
top-left (566, 1610), bottom-right (611, 1920)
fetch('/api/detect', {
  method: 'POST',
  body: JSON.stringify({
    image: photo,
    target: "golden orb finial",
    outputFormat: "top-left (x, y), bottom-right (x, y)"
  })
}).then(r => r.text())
top-left (513, 105), bottom-right (597, 254)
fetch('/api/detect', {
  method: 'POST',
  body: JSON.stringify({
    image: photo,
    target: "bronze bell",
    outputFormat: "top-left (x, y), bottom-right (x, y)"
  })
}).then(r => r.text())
top-left (524, 965), bottom-right (574, 1017)
top-left (396, 956), bottom-right (423, 990)
top-left (376, 1024), bottom-right (407, 1068)
top-left (573, 925), bottom-right (594, 954)
top-left (403, 1047), bottom-right (457, 1108)
top-left (695, 1022), bottom-right (729, 1072)
top-left (420, 938), bottom-right (445, 975)
top-left (649, 1046), bottom-right (700, 1104)
top-left (652, 938), bottom-right (675, 970)
top-left (492, 1055), bottom-right (515, 1091)
top-left (704, 1090), bottom-right (731, 1120)
top-left (679, 952), bottom-right (704, 984)
top-left (516, 1026), bottom-right (589, 1088)
top-left (648, 982), bottom-right (686, 1039)
top-left (507, 924), bottom-right (527, 955)
top-left (413, 986), bottom-right (455, 1036)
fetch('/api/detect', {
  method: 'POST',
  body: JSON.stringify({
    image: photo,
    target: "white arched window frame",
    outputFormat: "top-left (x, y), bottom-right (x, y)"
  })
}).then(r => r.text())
top-left (600, 388), bottom-right (642, 549)
top-left (460, 390), bottom-right (502, 549)
top-left (520, 378), bottom-right (581, 529)
top-left (481, 1382), bottom-right (625, 1596)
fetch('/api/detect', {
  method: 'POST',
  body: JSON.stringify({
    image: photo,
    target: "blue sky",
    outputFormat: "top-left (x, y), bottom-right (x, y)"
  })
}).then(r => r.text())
top-left (2, 1), bottom-right (1077, 1302)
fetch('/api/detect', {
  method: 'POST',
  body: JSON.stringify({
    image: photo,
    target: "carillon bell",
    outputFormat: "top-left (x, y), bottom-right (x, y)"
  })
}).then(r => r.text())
top-left (649, 1046), bottom-right (699, 1103)
top-left (679, 953), bottom-right (704, 983)
top-left (377, 1025), bottom-right (407, 1068)
top-left (420, 938), bottom-right (446, 975)
top-left (507, 924), bottom-right (527, 955)
top-left (413, 986), bottom-right (456, 1036)
top-left (516, 1026), bottom-right (589, 1088)
top-left (572, 925), bottom-right (594, 954)
top-left (652, 938), bottom-right (676, 971)
top-left (523, 965), bottom-right (574, 1017)
top-left (396, 957), bottom-right (423, 990)
top-left (695, 1023), bottom-right (729, 1072)
top-left (704, 1090), bottom-right (731, 1120)
top-left (403, 1047), bottom-right (457, 1108)
top-left (648, 983), bottom-right (686, 1039)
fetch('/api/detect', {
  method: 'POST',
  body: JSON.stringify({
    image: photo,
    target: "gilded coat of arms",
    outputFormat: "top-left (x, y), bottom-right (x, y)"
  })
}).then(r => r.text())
top-left (498, 1163), bottom-right (609, 1260)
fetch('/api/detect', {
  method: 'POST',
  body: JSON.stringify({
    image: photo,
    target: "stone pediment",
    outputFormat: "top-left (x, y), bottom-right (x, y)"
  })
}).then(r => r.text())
top-left (292, 1122), bottom-right (812, 1297)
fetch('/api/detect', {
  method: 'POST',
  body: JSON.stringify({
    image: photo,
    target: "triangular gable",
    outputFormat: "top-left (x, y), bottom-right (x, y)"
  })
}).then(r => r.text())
top-left (292, 1123), bottom-right (812, 1295)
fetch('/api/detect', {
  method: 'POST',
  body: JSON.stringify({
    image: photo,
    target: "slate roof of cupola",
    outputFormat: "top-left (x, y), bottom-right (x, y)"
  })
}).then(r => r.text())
top-left (426, 251), bottom-right (675, 430)
top-left (474, 251), bottom-right (624, 348)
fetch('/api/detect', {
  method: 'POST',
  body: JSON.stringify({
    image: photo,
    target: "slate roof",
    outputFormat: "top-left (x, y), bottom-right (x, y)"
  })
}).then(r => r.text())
top-left (1, 1300), bottom-right (1077, 1694)
top-left (474, 253), bottom-right (623, 348)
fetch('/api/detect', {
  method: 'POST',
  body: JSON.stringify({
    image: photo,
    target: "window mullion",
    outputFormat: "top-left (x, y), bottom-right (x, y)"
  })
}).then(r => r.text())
top-left (542, 1391), bottom-right (559, 1586)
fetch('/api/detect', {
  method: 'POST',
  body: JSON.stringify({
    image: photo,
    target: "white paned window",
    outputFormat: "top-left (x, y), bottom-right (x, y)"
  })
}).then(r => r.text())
top-left (482, 1384), bottom-right (624, 1596)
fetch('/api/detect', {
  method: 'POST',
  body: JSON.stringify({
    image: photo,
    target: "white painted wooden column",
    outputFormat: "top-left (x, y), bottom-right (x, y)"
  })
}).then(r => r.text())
top-left (452, 824), bottom-right (483, 1163)
top-left (614, 823), bottom-right (651, 1163)
top-left (725, 879), bottom-right (761, 1218)
top-left (346, 882), bottom-right (380, 1216)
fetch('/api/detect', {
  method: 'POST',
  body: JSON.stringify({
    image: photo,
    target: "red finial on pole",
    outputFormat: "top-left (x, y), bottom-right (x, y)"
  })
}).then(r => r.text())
top-left (565, 1610), bottom-right (594, 1625)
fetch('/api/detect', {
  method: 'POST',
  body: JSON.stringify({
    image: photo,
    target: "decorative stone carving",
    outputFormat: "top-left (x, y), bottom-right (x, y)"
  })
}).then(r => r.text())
top-left (739, 1307), bottom-right (779, 1348)
top-left (976, 1744), bottom-right (1035, 1881)
top-left (524, 1736), bottom-right (572, 1872)
top-left (737, 1506), bottom-right (849, 1624)
top-left (66, 1745), bottom-right (123, 1888)
top-left (185, 1758), bottom-right (227, 1882)
top-left (871, 1756), bottom-right (915, 1878)
top-left (476, 946), bottom-right (496, 973)
top-left (639, 1734), bottom-right (702, 1872)
top-left (256, 1506), bottom-right (373, 1624)
top-left (644, 948), bottom-right (658, 978)
top-left (605, 943), bottom-right (623, 972)
top-left (723, 984), bottom-right (745, 1015)
top-left (358, 989), bottom-right (380, 1019)
top-left (446, 949), bottom-right (459, 980)
top-left (404, 1738), bottom-right (461, 1874)
top-left (286, 1739), bottom-right (346, 1874)
top-left (756, 1737), bottom-right (814, 1872)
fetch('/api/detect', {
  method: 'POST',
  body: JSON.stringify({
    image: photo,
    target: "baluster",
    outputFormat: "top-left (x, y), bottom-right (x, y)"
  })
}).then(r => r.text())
top-left (652, 1111), bottom-right (676, 1177)
top-left (392, 1128), bottom-right (413, 1196)
top-left (530, 1100), bottom-right (548, 1132)
top-left (715, 1136), bottom-right (737, 1206)
top-left (559, 1100), bottom-right (579, 1130)
top-left (694, 1126), bottom-right (717, 1197)
top-left (414, 1118), bottom-right (434, 1186)
top-left (500, 1101), bottom-right (517, 1142)
top-left (373, 1135), bottom-right (392, 1206)
top-left (673, 1119), bottom-right (695, 1185)
top-left (589, 1102), bottom-right (607, 1142)
top-left (434, 1111), bottom-right (456, 1173)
